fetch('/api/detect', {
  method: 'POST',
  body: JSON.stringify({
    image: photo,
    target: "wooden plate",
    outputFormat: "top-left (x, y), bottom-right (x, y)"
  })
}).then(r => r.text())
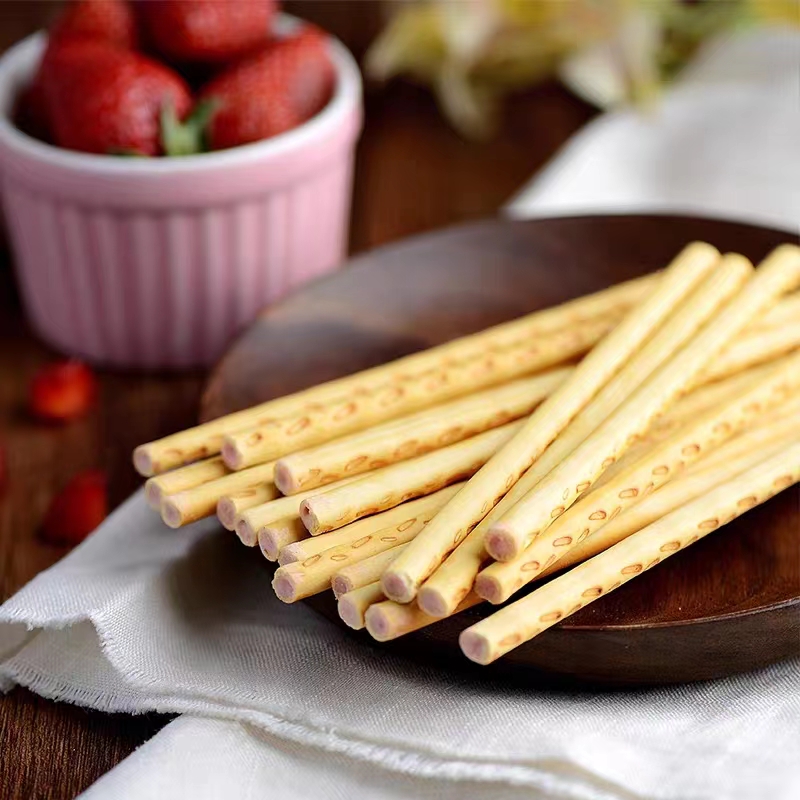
top-left (202, 215), bottom-right (800, 687)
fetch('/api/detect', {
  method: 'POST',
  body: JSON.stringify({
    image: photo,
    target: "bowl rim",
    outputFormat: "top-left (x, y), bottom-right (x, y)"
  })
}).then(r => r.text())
top-left (0, 14), bottom-right (362, 175)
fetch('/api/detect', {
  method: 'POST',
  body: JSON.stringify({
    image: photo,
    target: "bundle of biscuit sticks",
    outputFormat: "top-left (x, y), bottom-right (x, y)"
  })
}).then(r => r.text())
top-left (134, 242), bottom-right (800, 664)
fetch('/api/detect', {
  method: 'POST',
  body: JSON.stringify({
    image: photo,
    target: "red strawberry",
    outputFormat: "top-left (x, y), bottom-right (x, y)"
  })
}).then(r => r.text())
top-left (29, 360), bottom-right (97, 423)
top-left (42, 470), bottom-right (108, 546)
top-left (50, 0), bottom-right (138, 50)
top-left (18, 0), bottom-right (138, 141)
top-left (43, 40), bottom-right (192, 155)
top-left (200, 26), bottom-right (335, 150)
top-left (140, 0), bottom-right (275, 64)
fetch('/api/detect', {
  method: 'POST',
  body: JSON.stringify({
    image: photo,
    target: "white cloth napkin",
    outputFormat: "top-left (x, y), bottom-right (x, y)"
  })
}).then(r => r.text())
top-left (3, 492), bottom-right (799, 800)
top-left (508, 27), bottom-right (800, 233)
top-left (2, 27), bottom-right (799, 800)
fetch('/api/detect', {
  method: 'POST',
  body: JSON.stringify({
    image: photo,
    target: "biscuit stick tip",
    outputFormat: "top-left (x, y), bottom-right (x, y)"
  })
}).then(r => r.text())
top-left (272, 567), bottom-right (303, 604)
top-left (380, 569), bottom-right (417, 604)
top-left (459, 629), bottom-right (493, 665)
top-left (416, 586), bottom-right (452, 618)
top-left (216, 497), bottom-right (239, 530)
top-left (473, 572), bottom-right (506, 605)
top-left (221, 437), bottom-right (246, 470)
top-left (235, 517), bottom-right (258, 547)
top-left (144, 479), bottom-right (164, 510)
top-left (160, 498), bottom-right (184, 529)
top-left (133, 446), bottom-right (156, 477)
top-left (482, 523), bottom-right (520, 562)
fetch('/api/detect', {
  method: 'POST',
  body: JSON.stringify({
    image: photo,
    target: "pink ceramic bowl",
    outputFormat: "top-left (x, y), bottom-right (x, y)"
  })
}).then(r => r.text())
top-left (0, 21), bottom-right (362, 368)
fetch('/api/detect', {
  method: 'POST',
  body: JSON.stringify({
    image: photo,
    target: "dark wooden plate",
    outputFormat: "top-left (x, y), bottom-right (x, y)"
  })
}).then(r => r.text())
top-left (202, 215), bottom-right (800, 687)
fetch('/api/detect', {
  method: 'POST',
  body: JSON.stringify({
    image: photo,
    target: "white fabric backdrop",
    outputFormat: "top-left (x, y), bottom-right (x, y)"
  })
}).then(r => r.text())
top-left (1, 27), bottom-right (798, 800)
top-left (508, 28), bottom-right (800, 231)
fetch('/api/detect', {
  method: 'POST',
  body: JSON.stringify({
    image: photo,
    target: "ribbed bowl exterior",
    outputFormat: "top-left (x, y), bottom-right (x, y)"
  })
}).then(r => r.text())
top-left (1, 156), bottom-right (355, 367)
top-left (0, 29), bottom-right (362, 368)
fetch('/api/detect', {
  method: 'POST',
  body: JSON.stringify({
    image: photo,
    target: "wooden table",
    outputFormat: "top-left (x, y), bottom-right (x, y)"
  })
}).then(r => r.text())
top-left (0, 4), bottom-right (594, 797)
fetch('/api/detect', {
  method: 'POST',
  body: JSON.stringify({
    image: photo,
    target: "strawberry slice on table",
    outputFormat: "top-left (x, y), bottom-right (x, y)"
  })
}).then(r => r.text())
top-left (41, 470), bottom-right (108, 547)
top-left (29, 360), bottom-right (97, 423)
top-left (140, 0), bottom-right (276, 64)
top-left (42, 40), bottom-right (192, 155)
top-left (200, 26), bottom-right (335, 151)
top-left (49, 0), bottom-right (138, 51)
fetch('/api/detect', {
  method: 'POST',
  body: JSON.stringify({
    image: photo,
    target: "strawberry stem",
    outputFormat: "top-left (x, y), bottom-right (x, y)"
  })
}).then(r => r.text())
top-left (160, 99), bottom-right (217, 157)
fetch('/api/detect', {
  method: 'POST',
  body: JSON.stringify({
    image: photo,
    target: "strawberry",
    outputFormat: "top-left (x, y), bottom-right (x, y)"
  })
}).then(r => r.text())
top-left (200, 26), bottom-right (335, 150)
top-left (50, 0), bottom-right (138, 51)
top-left (42, 470), bottom-right (108, 547)
top-left (29, 360), bottom-right (97, 423)
top-left (140, 0), bottom-right (276, 64)
top-left (18, 0), bottom-right (138, 141)
top-left (43, 40), bottom-right (192, 155)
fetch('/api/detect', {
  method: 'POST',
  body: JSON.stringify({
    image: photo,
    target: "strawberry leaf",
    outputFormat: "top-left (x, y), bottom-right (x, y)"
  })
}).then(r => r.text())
top-left (160, 99), bottom-right (217, 157)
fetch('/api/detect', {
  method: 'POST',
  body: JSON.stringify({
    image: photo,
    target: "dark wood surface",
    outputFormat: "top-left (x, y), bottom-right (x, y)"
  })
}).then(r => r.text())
top-left (0, 3), bottom-right (596, 798)
top-left (203, 215), bottom-right (800, 687)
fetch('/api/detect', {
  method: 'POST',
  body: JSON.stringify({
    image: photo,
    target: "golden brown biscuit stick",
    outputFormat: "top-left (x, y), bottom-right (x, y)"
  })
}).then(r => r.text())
top-left (486, 247), bottom-right (799, 562)
top-left (460, 442), bottom-right (800, 664)
top-left (134, 274), bottom-right (656, 475)
top-left (384, 244), bottom-right (726, 604)
top-left (273, 369), bottom-right (570, 494)
top-left (160, 462), bottom-right (277, 528)
top-left (300, 422), bottom-right (523, 535)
